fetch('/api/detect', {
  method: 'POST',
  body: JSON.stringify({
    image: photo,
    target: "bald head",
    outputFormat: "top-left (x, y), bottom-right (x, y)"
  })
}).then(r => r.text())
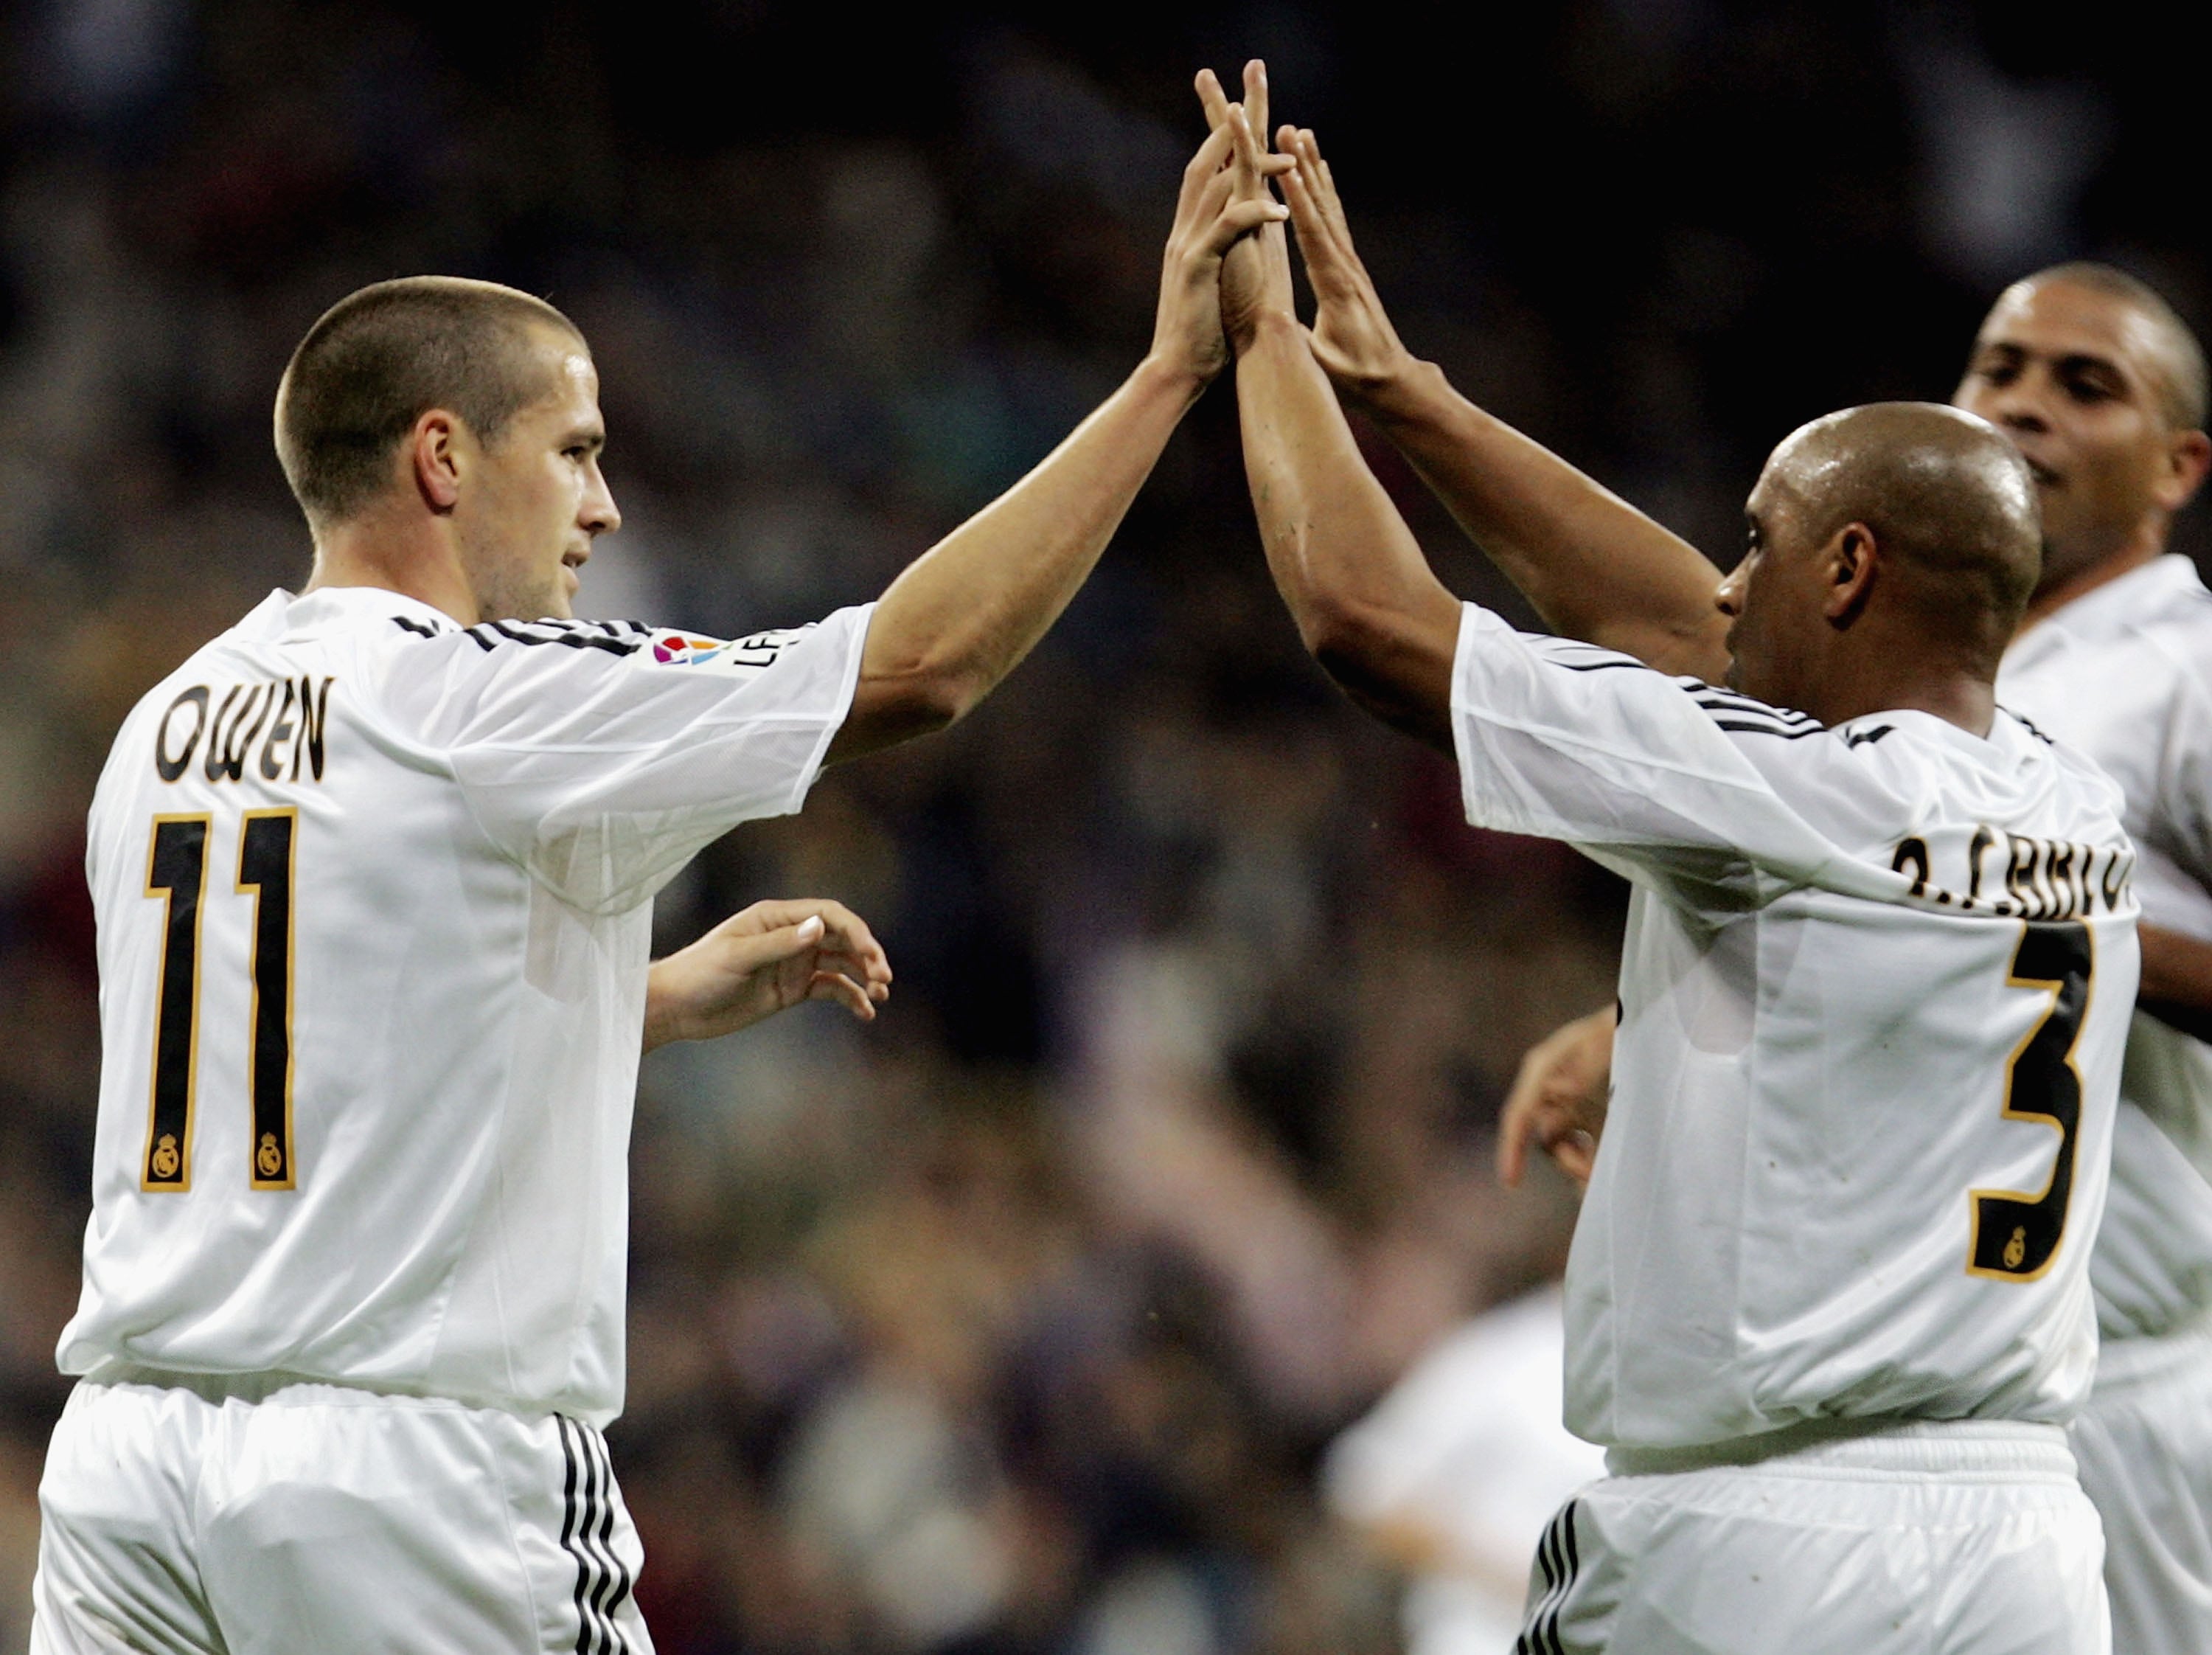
top-left (1767, 402), bottom-right (2042, 634)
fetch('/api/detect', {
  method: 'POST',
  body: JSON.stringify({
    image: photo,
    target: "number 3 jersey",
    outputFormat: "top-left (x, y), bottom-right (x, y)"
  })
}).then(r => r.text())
top-left (58, 586), bottom-right (874, 1426)
top-left (1447, 604), bottom-right (2141, 1452)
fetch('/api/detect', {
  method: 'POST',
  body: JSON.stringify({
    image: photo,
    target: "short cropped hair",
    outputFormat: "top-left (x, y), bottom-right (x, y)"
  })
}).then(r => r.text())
top-left (2022, 262), bottom-right (2208, 430)
top-left (274, 277), bottom-right (584, 525)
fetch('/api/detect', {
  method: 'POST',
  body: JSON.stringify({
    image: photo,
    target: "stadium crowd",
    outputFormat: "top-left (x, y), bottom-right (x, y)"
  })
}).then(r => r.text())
top-left (0, 1), bottom-right (2201, 1650)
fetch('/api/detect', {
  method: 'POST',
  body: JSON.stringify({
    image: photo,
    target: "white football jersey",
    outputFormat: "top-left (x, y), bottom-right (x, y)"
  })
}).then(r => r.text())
top-left (1998, 553), bottom-right (2212, 1344)
top-left (1449, 603), bottom-right (2140, 1451)
top-left (58, 586), bottom-right (872, 1426)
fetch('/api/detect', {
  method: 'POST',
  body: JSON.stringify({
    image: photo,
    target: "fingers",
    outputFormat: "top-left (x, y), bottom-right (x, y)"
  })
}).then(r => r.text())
top-left (1197, 193), bottom-right (1290, 259)
top-left (1241, 59), bottom-right (1269, 150)
top-left (1497, 1069), bottom-right (1543, 1187)
top-left (808, 971), bottom-right (880, 1021)
top-left (1175, 121), bottom-right (1238, 218)
top-left (1194, 67), bottom-right (1233, 133)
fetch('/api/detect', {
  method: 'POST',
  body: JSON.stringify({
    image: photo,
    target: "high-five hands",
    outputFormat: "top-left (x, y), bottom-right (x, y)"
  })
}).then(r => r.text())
top-left (1273, 127), bottom-right (1421, 400)
top-left (1192, 65), bottom-right (1420, 398)
top-left (643, 899), bottom-right (892, 1052)
top-left (1195, 63), bottom-right (1294, 351)
top-left (1152, 88), bottom-right (1292, 387)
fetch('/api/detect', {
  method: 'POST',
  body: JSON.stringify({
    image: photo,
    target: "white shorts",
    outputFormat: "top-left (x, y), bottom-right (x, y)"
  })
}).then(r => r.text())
top-left (1516, 1420), bottom-right (2108, 1655)
top-left (29, 1373), bottom-right (653, 1655)
top-left (2070, 1328), bottom-right (2212, 1655)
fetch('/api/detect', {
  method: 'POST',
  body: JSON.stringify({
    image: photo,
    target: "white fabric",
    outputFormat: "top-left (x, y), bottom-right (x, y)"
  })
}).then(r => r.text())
top-left (58, 587), bottom-right (872, 1425)
top-left (30, 1373), bottom-right (651, 1654)
top-left (2069, 1313), bottom-right (2212, 1653)
top-left (1326, 1286), bottom-right (1608, 1655)
top-left (1998, 554), bottom-right (2212, 1343)
top-left (1516, 1421), bottom-right (2108, 1654)
top-left (1448, 604), bottom-right (2140, 1451)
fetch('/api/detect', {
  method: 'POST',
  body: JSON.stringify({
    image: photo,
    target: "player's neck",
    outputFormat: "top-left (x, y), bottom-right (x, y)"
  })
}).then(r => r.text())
top-left (1795, 631), bottom-right (1997, 738)
top-left (2020, 525), bottom-right (2166, 631)
top-left (302, 512), bottom-right (481, 627)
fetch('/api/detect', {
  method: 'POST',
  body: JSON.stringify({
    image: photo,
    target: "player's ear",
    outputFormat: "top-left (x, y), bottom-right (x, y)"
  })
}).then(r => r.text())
top-left (2158, 427), bottom-right (2212, 513)
top-left (411, 411), bottom-right (464, 515)
top-left (1823, 523), bottom-right (1877, 628)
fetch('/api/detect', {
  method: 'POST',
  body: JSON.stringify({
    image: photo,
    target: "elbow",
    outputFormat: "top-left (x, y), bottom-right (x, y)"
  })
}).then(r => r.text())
top-left (1298, 590), bottom-right (1399, 682)
top-left (859, 658), bottom-right (991, 743)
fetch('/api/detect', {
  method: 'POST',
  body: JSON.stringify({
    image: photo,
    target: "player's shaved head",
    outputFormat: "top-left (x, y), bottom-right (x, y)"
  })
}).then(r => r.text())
top-left (276, 277), bottom-right (586, 527)
top-left (1721, 402), bottom-right (2042, 716)
top-left (1767, 402), bottom-right (2042, 639)
top-left (2000, 263), bottom-right (2207, 431)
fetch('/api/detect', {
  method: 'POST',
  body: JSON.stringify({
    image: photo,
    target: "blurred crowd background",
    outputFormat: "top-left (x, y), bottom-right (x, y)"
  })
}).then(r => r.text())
top-left (0, 1), bottom-right (2206, 1650)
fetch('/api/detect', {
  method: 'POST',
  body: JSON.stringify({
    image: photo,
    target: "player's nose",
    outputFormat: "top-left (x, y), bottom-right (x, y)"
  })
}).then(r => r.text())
top-left (1714, 565), bottom-right (1747, 617)
top-left (582, 476), bottom-right (621, 537)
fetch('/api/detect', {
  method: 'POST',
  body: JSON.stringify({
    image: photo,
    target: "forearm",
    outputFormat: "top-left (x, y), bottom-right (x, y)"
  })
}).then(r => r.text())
top-left (1363, 360), bottom-right (1730, 680)
top-left (1237, 313), bottom-right (1461, 748)
top-left (830, 355), bottom-right (1199, 760)
top-left (2138, 923), bottom-right (2212, 1042)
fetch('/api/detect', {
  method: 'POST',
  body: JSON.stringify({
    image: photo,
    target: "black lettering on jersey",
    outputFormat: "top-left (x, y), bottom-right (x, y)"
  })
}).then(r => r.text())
top-left (206, 683), bottom-right (276, 783)
top-left (1962, 825), bottom-right (1996, 912)
top-left (1843, 724), bottom-right (1895, 749)
top-left (391, 616), bottom-right (439, 639)
top-left (200, 687), bottom-right (245, 781)
top-left (154, 687), bottom-right (210, 782)
top-left (2003, 834), bottom-right (2044, 919)
top-left (1891, 837), bottom-right (1931, 898)
top-left (292, 676), bottom-right (333, 782)
top-left (1969, 920), bottom-right (2093, 1283)
top-left (259, 680), bottom-right (298, 780)
top-left (2047, 842), bottom-right (2079, 919)
top-left (2101, 846), bottom-right (2134, 915)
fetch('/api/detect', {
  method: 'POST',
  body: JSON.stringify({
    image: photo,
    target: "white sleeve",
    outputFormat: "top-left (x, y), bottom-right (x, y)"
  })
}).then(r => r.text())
top-left (2152, 641), bottom-right (2212, 903)
top-left (383, 606), bottom-right (872, 913)
top-left (1450, 604), bottom-right (1839, 895)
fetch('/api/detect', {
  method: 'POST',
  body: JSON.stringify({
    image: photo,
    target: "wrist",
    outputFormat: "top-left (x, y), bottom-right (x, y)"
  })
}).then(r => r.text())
top-left (1355, 354), bottom-right (1447, 424)
top-left (1133, 349), bottom-right (1212, 407)
top-left (641, 962), bottom-right (689, 1052)
top-left (1234, 308), bottom-right (1305, 357)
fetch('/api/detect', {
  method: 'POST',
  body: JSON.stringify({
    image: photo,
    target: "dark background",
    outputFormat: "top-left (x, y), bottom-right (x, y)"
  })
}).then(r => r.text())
top-left (0, 1), bottom-right (2201, 1648)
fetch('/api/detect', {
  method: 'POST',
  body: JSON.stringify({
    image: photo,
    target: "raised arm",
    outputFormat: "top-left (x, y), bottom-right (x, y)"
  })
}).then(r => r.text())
top-left (1208, 80), bottom-right (1461, 749)
top-left (1275, 126), bottom-right (1729, 681)
top-left (824, 120), bottom-right (1289, 763)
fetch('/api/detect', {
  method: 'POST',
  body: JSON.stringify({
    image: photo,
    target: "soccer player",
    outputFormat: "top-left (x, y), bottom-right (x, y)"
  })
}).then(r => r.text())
top-left (1208, 72), bottom-right (2140, 1652)
top-left (1495, 266), bottom-right (2212, 1653)
top-left (29, 114), bottom-right (1289, 1654)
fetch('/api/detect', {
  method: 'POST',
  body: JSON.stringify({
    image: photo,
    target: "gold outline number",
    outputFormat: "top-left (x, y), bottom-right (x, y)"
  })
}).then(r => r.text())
top-left (142, 816), bottom-right (210, 1190)
top-left (139, 811), bottom-right (302, 1193)
top-left (237, 811), bottom-right (297, 1190)
top-left (1967, 920), bottom-right (2094, 1282)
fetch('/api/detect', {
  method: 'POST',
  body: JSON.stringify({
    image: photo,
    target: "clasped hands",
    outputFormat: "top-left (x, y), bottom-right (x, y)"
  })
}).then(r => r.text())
top-left (1191, 59), bottom-right (1422, 402)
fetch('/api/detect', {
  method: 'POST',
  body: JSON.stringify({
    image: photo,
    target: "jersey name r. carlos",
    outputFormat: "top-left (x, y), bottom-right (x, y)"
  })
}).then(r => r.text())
top-left (2000, 553), bottom-right (2212, 1345)
top-left (60, 587), bottom-right (872, 1426)
top-left (1448, 604), bottom-right (2140, 1451)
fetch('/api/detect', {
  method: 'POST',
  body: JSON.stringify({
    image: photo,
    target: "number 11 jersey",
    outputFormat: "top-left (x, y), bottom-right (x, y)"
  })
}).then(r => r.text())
top-left (1448, 604), bottom-right (2141, 1452)
top-left (58, 586), bottom-right (872, 1427)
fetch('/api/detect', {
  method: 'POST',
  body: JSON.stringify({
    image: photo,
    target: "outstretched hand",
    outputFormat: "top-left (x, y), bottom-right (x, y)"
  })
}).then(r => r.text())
top-left (1275, 126), bottom-right (1419, 400)
top-left (1150, 83), bottom-right (1292, 386)
top-left (1195, 61), bottom-right (1294, 353)
top-left (643, 899), bottom-right (891, 1052)
top-left (1497, 1005), bottom-right (1616, 1188)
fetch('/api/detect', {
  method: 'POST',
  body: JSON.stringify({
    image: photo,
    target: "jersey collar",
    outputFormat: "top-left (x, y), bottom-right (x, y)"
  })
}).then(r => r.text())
top-left (2007, 554), bottom-right (2205, 667)
top-left (274, 585), bottom-right (465, 637)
